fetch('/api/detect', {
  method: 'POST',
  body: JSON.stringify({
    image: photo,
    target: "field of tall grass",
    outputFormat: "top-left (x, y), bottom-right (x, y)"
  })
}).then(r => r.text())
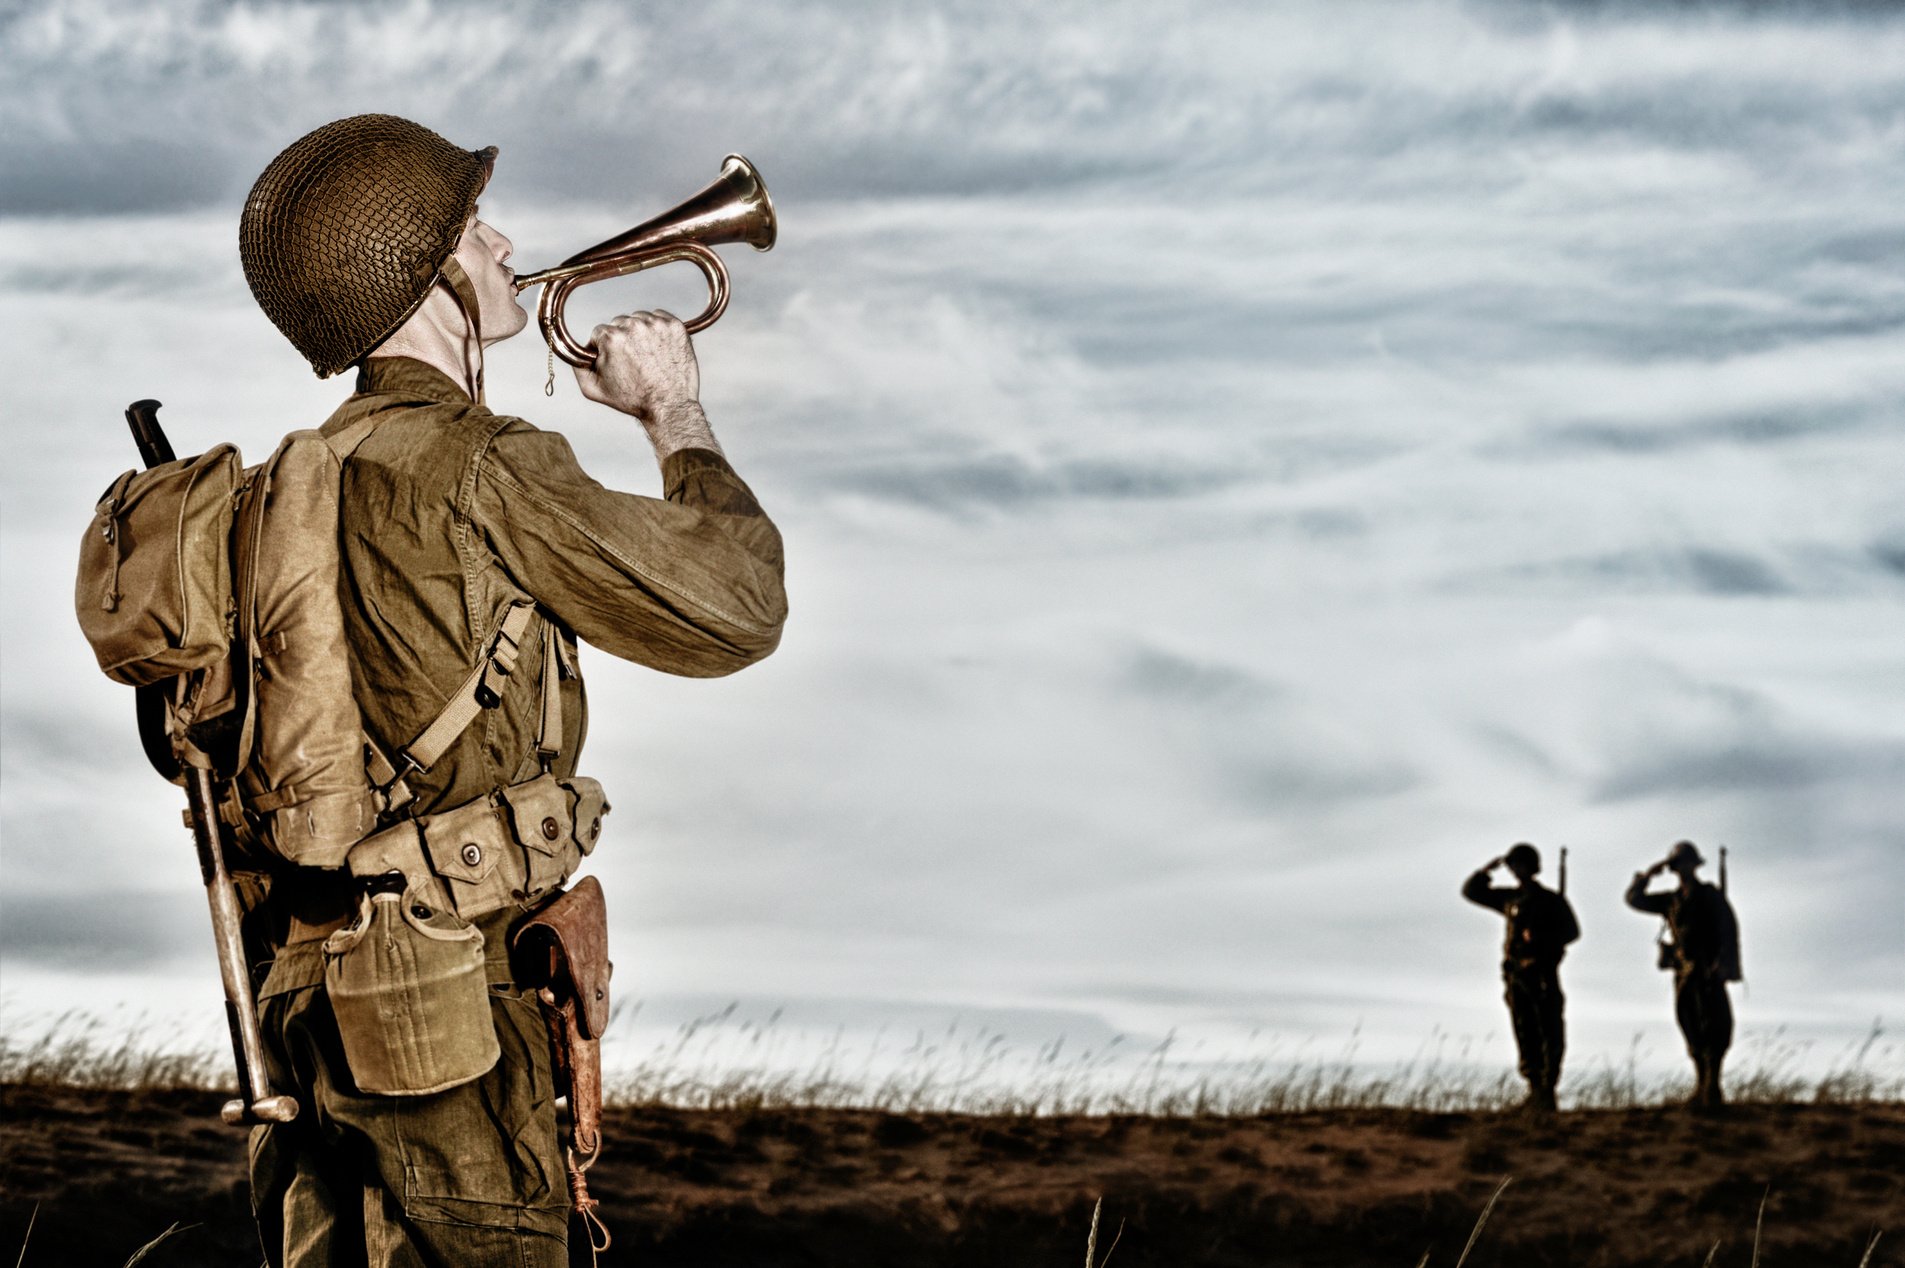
top-left (5, 1002), bottom-right (1898, 1115)
top-left (5, 1005), bottom-right (1899, 1267)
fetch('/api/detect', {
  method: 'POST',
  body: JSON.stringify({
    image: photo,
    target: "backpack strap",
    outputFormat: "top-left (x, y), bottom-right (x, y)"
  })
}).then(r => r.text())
top-left (236, 418), bottom-right (390, 776)
top-left (394, 599), bottom-right (538, 778)
top-left (364, 609), bottom-right (565, 811)
top-left (536, 618), bottom-right (563, 773)
top-left (363, 739), bottom-right (416, 817)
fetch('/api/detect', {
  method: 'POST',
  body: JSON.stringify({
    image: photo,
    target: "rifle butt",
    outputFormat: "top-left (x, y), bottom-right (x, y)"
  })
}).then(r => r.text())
top-left (187, 766), bottom-right (298, 1126)
top-left (119, 398), bottom-right (293, 1125)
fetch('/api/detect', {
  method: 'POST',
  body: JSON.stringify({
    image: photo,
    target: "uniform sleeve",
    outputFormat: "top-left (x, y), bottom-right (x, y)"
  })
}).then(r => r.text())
top-left (474, 422), bottom-right (786, 677)
top-left (1624, 874), bottom-right (1672, 915)
top-left (1461, 871), bottom-right (1512, 912)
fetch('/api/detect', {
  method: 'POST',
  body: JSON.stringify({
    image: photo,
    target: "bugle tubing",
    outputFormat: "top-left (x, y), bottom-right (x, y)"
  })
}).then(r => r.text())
top-left (514, 154), bottom-right (775, 369)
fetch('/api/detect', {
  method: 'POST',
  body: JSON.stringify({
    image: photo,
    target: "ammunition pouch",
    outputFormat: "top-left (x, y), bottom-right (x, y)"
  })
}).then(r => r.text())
top-left (323, 773), bottom-right (609, 1098)
top-left (1656, 937), bottom-right (1678, 972)
top-left (321, 886), bottom-right (498, 1095)
top-left (344, 772), bottom-right (609, 922)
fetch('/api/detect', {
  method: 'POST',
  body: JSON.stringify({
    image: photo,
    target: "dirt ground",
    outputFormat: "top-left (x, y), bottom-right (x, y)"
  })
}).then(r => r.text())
top-left (2, 1083), bottom-right (1900, 1267)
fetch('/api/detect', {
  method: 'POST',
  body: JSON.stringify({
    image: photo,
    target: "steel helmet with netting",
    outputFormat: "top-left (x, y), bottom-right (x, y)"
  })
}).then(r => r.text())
top-left (240, 114), bottom-right (496, 378)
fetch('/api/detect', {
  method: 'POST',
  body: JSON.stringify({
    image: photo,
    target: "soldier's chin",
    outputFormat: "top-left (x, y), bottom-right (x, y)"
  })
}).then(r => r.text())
top-left (490, 300), bottom-right (531, 342)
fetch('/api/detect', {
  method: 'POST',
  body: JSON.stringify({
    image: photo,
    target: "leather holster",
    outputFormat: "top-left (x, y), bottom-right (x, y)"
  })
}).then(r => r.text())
top-left (512, 875), bottom-right (612, 1159)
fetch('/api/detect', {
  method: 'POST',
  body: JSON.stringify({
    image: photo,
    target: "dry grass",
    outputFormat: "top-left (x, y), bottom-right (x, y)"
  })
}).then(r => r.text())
top-left (588, 1007), bottom-right (1905, 1116)
top-left (119, 1222), bottom-right (193, 1267)
top-left (6, 1006), bottom-right (1900, 1118)
top-left (0, 1011), bottom-right (226, 1092)
top-left (9, 1210), bottom-right (194, 1268)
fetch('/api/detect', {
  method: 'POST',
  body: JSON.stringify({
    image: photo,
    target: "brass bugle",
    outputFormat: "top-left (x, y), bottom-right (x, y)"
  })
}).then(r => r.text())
top-left (513, 154), bottom-right (776, 369)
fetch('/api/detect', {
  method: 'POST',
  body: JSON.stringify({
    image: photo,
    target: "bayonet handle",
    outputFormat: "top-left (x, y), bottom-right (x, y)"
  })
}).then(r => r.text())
top-left (125, 399), bottom-right (176, 469)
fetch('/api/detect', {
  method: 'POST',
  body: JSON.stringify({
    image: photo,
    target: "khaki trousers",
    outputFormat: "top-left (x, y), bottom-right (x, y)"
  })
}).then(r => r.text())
top-left (249, 972), bottom-right (570, 1267)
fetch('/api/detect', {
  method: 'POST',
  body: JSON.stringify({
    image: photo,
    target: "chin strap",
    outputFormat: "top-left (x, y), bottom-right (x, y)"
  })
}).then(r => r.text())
top-left (438, 257), bottom-right (485, 406)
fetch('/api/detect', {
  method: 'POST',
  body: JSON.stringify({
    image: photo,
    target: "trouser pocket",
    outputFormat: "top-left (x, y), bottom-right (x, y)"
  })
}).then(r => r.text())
top-left (323, 889), bottom-right (500, 1095)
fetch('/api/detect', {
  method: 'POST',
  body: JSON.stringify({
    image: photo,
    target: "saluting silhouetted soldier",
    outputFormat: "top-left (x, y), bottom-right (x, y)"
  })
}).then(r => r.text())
top-left (1625, 840), bottom-right (1742, 1109)
top-left (1463, 843), bottom-right (1580, 1113)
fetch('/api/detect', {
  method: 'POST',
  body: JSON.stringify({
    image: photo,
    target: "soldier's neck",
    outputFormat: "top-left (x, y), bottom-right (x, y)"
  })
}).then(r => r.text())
top-left (373, 325), bottom-right (483, 403)
top-left (373, 282), bottom-right (490, 402)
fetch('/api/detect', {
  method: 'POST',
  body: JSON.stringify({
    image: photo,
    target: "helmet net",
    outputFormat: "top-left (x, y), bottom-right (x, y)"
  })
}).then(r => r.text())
top-left (240, 114), bottom-right (495, 377)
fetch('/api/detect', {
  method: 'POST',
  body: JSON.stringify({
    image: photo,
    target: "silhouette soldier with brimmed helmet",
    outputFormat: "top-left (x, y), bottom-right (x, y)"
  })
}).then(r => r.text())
top-left (1626, 840), bottom-right (1742, 1109)
top-left (1463, 843), bottom-right (1580, 1114)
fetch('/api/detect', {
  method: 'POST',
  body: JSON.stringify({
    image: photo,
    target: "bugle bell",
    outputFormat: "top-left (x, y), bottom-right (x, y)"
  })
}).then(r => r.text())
top-left (513, 154), bottom-right (776, 370)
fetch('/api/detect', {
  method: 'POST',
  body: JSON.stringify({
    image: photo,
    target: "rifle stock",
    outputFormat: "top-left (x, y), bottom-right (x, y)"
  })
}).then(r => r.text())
top-left (123, 399), bottom-right (296, 1128)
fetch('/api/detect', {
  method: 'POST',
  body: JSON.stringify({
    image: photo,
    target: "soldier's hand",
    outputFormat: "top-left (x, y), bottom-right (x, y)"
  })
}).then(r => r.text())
top-left (575, 310), bottom-right (701, 424)
top-left (575, 310), bottom-right (721, 459)
top-left (1487, 855), bottom-right (1505, 871)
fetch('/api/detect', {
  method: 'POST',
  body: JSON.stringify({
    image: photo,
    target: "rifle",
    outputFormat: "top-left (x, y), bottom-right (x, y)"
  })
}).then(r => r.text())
top-left (1558, 846), bottom-right (1568, 897)
top-left (1719, 845), bottom-right (1728, 895)
top-left (124, 400), bottom-right (297, 1128)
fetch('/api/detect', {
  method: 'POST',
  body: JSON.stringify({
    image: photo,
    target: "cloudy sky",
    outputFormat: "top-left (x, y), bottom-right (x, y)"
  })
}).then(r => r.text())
top-left (2, 0), bottom-right (1901, 1098)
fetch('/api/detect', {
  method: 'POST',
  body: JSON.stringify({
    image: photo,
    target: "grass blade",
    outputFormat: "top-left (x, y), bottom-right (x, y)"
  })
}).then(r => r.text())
top-left (1857, 1231), bottom-right (1883, 1268)
top-left (13, 1203), bottom-right (38, 1268)
top-left (122, 1222), bottom-right (194, 1268)
top-left (1084, 1197), bottom-right (1100, 1268)
top-left (1700, 1239), bottom-right (1721, 1268)
top-left (1453, 1177), bottom-right (1512, 1268)
top-left (1750, 1186), bottom-right (1769, 1268)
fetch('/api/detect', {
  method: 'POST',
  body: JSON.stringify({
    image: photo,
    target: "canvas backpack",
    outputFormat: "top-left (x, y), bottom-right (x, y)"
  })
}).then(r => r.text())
top-left (74, 421), bottom-right (565, 874)
top-left (76, 409), bottom-right (616, 1103)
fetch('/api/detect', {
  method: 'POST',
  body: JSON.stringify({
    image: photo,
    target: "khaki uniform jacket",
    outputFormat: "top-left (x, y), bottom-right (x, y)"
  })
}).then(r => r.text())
top-left (328, 356), bottom-right (786, 814)
top-left (259, 356), bottom-right (785, 988)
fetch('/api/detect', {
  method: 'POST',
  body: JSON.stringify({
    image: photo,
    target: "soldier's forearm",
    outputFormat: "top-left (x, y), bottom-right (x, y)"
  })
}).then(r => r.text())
top-left (1624, 877), bottom-right (1665, 911)
top-left (645, 401), bottom-right (723, 463)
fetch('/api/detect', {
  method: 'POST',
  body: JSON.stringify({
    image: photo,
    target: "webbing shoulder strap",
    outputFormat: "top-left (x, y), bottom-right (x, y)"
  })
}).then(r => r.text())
top-left (327, 416), bottom-right (561, 793)
top-left (375, 604), bottom-right (565, 806)
top-left (310, 416), bottom-right (551, 810)
top-left (536, 619), bottom-right (563, 772)
top-left (399, 599), bottom-right (537, 775)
